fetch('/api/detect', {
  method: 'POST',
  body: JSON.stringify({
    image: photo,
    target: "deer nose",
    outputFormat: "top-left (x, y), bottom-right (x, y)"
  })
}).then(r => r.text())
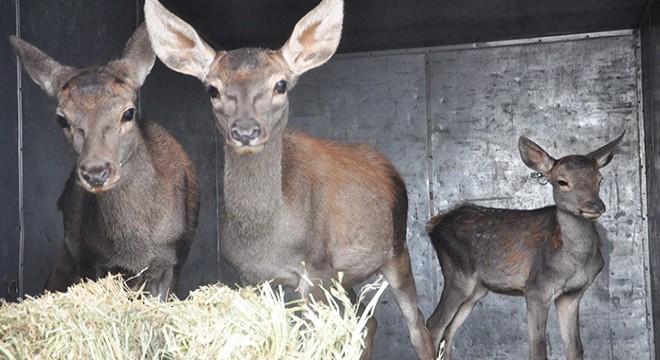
top-left (79, 162), bottom-right (111, 188)
top-left (587, 200), bottom-right (606, 214)
top-left (580, 199), bottom-right (606, 218)
top-left (230, 118), bottom-right (261, 146)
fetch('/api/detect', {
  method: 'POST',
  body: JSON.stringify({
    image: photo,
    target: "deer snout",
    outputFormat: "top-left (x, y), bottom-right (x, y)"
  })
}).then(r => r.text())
top-left (78, 159), bottom-right (117, 192)
top-left (579, 199), bottom-right (606, 219)
top-left (230, 118), bottom-right (261, 146)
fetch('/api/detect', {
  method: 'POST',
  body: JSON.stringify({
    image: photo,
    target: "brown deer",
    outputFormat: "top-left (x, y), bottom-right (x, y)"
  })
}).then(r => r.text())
top-left (10, 23), bottom-right (200, 301)
top-left (144, 0), bottom-right (434, 358)
top-left (426, 132), bottom-right (624, 360)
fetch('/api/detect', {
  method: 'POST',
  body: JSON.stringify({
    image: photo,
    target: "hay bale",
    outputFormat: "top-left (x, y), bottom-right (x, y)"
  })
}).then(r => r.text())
top-left (0, 275), bottom-right (387, 360)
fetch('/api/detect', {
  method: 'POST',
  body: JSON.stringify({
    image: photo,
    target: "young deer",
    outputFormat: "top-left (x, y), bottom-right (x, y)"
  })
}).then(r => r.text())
top-left (426, 133), bottom-right (624, 360)
top-left (10, 24), bottom-right (200, 301)
top-left (144, 0), bottom-right (434, 358)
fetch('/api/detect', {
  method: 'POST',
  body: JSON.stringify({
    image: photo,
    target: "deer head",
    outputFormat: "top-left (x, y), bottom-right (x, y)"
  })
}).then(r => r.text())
top-left (144, 0), bottom-right (343, 154)
top-left (518, 132), bottom-right (624, 219)
top-left (10, 24), bottom-right (156, 193)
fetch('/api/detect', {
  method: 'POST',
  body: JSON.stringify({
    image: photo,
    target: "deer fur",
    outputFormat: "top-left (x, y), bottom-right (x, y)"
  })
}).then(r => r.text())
top-left (144, 0), bottom-right (434, 358)
top-left (10, 23), bottom-right (200, 301)
top-left (426, 132), bottom-right (624, 360)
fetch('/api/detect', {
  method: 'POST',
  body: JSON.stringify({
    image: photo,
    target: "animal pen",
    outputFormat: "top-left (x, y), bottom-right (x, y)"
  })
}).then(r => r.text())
top-left (1, 0), bottom-right (660, 359)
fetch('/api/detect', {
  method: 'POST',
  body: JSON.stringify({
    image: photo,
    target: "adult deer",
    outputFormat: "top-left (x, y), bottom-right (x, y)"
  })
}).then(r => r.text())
top-left (426, 133), bottom-right (624, 360)
top-left (144, 0), bottom-right (434, 358)
top-left (10, 23), bottom-right (200, 301)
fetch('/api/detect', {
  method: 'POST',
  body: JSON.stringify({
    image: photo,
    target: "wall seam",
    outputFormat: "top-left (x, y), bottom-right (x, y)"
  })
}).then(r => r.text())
top-left (634, 27), bottom-right (656, 360)
top-left (424, 50), bottom-right (438, 307)
top-left (15, 0), bottom-right (25, 299)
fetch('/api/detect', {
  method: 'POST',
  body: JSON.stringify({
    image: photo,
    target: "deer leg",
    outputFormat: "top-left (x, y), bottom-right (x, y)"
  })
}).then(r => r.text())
top-left (44, 243), bottom-right (79, 292)
top-left (156, 267), bottom-right (174, 301)
top-left (438, 285), bottom-right (487, 360)
top-left (525, 292), bottom-right (552, 360)
top-left (380, 251), bottom-right (435, 360)
top-left (555, 291), bottom-right (585, 360)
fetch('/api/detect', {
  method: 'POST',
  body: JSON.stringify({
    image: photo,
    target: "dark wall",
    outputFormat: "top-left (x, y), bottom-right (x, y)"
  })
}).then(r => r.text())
top-left (1, 1), bottom-right (19, 301)
top-left (641, 1), bottom-right (660, 358)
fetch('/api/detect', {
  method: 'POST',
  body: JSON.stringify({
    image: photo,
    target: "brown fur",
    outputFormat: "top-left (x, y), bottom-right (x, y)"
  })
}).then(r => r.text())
top-left (145, 0), bottom-right (435, 357)
top-left (10, 24), bottom-right (200, 301)
top-left (426, 133), bottom-right (623, 360)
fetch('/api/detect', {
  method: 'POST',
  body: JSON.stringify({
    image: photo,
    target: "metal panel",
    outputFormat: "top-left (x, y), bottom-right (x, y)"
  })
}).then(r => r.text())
top-left (140, 62), bottom-right (241, 296)
top-left (289, 53), bottom-right (431, 360)
top-left (429, 35), bottom-right (650, 359)
top-left (0, 0), bottom-right (20, 301)
top-left (641, 2), bottom-right (660, 358)
top-left (163, 0), bottom-right (647, 54)
top-left (288, 33), bottom-right (651, 359)
top-left (19, 0), bottom-right (138, 296)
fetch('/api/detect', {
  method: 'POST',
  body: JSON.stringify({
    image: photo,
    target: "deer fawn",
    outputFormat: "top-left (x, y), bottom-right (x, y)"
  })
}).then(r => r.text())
top-left (426, 132), bottom-right (624, 359)
top-left (144, 0), bottom-right (434, 358)
top-left (10, 23), bottom-right (200, 301)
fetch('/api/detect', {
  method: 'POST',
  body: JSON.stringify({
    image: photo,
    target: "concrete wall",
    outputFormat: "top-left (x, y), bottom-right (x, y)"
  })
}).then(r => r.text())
top-left (290, 33), bottom-right (652, 359)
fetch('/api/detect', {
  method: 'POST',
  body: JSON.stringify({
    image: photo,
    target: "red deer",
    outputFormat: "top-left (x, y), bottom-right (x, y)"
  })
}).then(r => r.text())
top-left (426, 133), bottom-right (624, 360)
top-left (10, 23), bottom-right (200, 301)
top-left (144, 0), bottom-right (434, 358)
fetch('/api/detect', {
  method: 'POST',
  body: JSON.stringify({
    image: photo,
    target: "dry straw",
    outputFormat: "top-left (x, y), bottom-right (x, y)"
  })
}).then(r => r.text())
top-left (0, 274), bottom-right (387, 360)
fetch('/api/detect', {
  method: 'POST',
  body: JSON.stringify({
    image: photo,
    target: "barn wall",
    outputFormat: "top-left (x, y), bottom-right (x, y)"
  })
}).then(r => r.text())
top-left (1, 1), bottom-right (20, 301)
top-left (289, 32), bottom-right (652, 359)
top-left (641, 0), bottom-right (660, 357)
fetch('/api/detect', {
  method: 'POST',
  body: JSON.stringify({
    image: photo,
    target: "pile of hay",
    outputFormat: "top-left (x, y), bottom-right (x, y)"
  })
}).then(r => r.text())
top-left (0, 275), bottom-right (387, 359)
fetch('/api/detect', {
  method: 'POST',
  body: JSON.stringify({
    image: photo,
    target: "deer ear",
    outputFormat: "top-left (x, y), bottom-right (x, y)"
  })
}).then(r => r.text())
top-left (518, 136), bottom-right (555, 175)
top-left (9, 36), bottom-right (77, 97)
top-left (587, 131), bottom-right (624, 168)
top-left (280, 0), bottom-right (343, 76)
top-left (144, 0), bottom-right (218, 80)
top-left (110, 22), bottom-right (156, 88)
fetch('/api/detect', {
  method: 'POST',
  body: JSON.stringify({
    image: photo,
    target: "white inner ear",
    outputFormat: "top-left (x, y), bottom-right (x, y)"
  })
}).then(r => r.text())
top-left (281, 0), bottom-right (343, 76)
top-left (144, 0), bottom-right (216, 80)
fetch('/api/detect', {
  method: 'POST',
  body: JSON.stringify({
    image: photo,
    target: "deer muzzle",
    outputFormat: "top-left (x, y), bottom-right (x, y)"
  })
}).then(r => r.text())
top-left (579, 199), bottom-right (606, 219)
top-left (77, 157), bottom-right (120, 193)
top-left (228, 117), bottom-right (267, 154)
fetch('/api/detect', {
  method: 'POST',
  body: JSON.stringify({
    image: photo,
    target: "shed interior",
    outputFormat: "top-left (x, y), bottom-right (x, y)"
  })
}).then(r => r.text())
top-left (2, 0), bottom-right (659, 359)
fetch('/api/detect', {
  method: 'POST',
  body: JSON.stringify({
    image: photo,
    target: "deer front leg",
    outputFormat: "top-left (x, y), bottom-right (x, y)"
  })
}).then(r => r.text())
top-left (555, 291), bottom-right (585, 360)
top-left (525, 291), bottom-right (552, 360)
top-left (45, 242), bottom-right (80, 292)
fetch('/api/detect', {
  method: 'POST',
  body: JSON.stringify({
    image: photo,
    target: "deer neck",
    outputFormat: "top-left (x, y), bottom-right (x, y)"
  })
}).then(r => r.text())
top-left (556, 208), bottom-right (600, 250)
top-left (223, 132), bottom-right (285, 220)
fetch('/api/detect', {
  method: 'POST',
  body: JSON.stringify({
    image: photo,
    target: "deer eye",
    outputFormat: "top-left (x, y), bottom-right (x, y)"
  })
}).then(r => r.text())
top-left (55, 114), bottom-right (69, 128)
top-left (557, 179), bottom-right (569, 187)
top-left (274, 80), bottom-right (287, 94)
top-left (207, 85), bottom-right (220, 98)
top-left (122, 108), bottom-right (135, 122)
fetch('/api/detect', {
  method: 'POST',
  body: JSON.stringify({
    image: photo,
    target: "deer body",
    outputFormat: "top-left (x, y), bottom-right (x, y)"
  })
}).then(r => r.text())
top-left (145, 0), bottom-right (434, 358)
top-left (10, 24), bottom-right (200, 301)
top-left (426, 134), bottom-right (623, 360)
top-left (221, 131), bottom-right (402, 289)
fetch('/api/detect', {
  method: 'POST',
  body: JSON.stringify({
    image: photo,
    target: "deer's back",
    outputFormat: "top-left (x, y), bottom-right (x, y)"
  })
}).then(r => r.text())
top-left (58, 121), bottom-right (199, 275)
top-left (428, 204), bottom-right (561, 294)
top-left (280, 130), bottom-right (408, 285)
